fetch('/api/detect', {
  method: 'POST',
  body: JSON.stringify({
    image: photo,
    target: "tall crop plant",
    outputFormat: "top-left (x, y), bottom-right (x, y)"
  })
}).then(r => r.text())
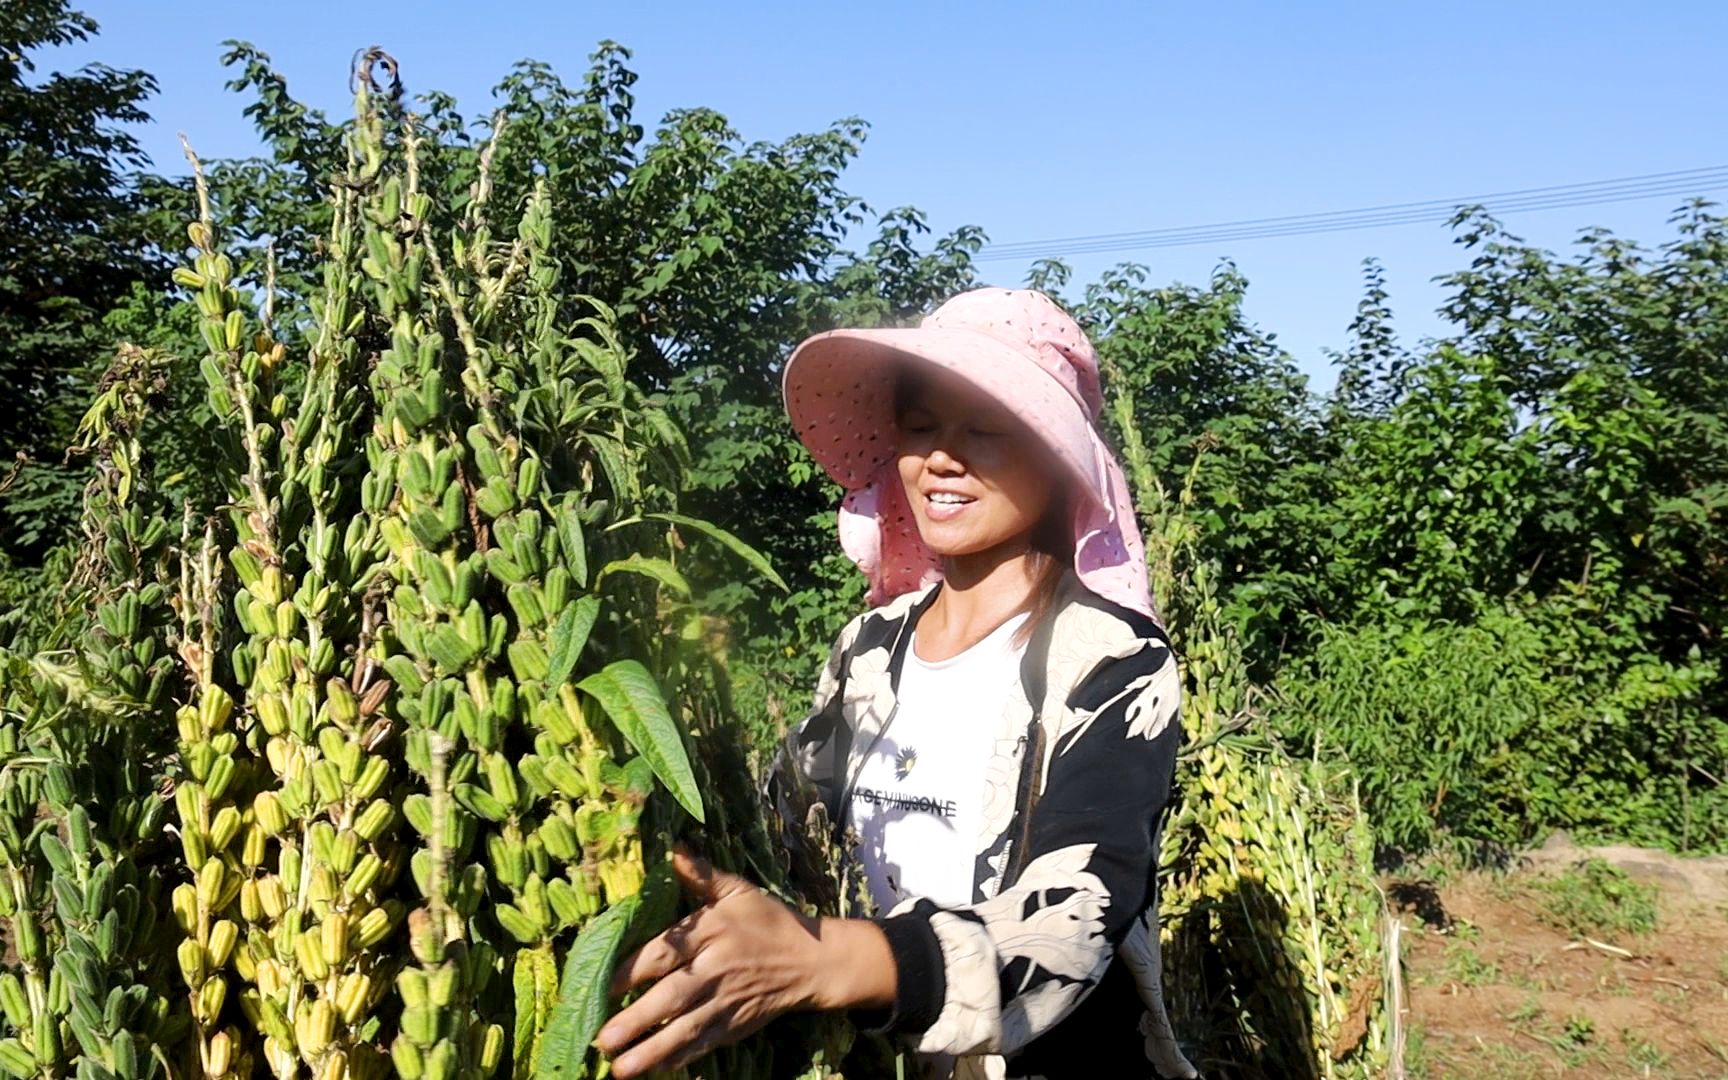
top-left (1111, 376), bottom-right (1394, 1078)
top-left (0, 52), bottom-right (852, 1080)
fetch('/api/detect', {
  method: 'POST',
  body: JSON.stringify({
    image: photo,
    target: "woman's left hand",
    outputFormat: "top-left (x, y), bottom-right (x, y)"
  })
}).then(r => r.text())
top-left (593, 849), bottom-right (896, 1078)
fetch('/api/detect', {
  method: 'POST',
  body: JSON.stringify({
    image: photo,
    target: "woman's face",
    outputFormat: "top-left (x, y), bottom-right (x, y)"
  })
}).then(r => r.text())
top-left (895, 366), bottom-right (1057, 559)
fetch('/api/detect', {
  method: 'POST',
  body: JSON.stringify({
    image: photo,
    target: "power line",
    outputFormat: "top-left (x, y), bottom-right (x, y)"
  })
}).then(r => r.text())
top-left (985, 179), bottom-right (1728, 259)
top-left (975, 166), bottom-right (1728, 262)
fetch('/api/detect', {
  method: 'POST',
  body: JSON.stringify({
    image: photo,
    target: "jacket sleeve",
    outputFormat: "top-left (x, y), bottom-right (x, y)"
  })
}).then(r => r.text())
top-left (870, 629), bottom-right (1183, 1057)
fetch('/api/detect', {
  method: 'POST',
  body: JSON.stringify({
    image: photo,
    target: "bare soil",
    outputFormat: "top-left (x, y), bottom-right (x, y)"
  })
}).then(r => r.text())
top-left (1395, 840), bottom-right (1728, 1079)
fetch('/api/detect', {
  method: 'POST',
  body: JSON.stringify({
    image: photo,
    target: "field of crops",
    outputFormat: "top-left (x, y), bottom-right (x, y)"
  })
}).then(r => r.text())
top-left (1, 4), bottom-right (1724, 1078)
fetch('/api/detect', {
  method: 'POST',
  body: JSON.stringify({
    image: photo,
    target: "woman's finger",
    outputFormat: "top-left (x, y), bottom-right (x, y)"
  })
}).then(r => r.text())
top-left (608, 999), bottom-right (725, 1080)
top-left (594, 964), bottom-right (714, 1058)
top-left (609, 906), bottom-right (712, 995)
top-left (665, 999), bottom-right (760, 1072)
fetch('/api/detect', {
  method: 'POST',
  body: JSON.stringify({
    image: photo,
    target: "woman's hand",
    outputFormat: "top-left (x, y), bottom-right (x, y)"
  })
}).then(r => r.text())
top-left (593, 849), bottom-right (897, 1078)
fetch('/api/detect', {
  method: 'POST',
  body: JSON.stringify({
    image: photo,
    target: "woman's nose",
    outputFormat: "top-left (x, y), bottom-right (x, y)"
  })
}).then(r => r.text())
top-left (925, 445), bottom-right (963, 472)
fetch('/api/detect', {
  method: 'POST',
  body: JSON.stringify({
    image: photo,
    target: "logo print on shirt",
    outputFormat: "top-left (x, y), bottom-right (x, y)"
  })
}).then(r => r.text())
top-left (894, 746), bottom-right (917, 781)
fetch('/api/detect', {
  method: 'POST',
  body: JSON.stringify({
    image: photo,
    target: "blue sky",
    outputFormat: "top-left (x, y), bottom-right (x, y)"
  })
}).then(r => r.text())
top-left (49, 1), bottom-right (1728, 390)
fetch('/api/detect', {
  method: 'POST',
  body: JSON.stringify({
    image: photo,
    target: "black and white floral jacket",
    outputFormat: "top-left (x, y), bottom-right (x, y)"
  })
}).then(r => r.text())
top-left (770, 572), bottom-right (1199, 1080)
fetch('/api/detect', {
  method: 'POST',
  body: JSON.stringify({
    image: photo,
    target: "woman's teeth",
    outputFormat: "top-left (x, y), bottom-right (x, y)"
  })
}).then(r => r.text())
top-left (928, 493), bottom-right (973, 505)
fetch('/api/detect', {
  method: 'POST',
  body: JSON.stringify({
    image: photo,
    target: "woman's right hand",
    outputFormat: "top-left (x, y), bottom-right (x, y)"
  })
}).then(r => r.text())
top-left (594, 849), bottom-right (897, 1078)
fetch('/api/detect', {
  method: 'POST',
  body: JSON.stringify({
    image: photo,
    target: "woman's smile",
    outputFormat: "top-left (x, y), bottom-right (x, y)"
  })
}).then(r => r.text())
top-left (921, 486), bottom-right (978, 521)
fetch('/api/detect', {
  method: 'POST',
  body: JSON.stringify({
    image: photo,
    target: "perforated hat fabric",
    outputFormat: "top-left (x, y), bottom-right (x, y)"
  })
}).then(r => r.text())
top-left (782, 288), bottom-right (1156, 620)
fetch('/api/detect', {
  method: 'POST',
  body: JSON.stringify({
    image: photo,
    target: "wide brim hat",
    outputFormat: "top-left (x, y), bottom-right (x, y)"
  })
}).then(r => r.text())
top-left (781, 287), bottom-right (1155, 620)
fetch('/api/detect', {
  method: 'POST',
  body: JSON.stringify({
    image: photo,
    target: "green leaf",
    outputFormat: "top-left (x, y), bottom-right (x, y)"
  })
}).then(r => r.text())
top-left (545, 596), bottom-right (600, 688)
top-left (558, 497), bottom-right (589, 588)
top-left (512, 943), bottom-right (560, 1080)
top-left (577, 661), bottom-right (703, 823)
top-left (535, 894), bottom-right (640, 1079)
top-left (597, 555), bottom-right (690, 597)
top-left (645, 512), bottom-right (787, 591)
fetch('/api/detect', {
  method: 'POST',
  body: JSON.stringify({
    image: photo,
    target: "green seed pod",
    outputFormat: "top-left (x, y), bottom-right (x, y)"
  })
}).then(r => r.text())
top-left (390, 1036), bottom-right (425, 1080)
top-left (0, 975), bottom-right (28, 1032)
top-left (347, 853), bottom-right (384, 897)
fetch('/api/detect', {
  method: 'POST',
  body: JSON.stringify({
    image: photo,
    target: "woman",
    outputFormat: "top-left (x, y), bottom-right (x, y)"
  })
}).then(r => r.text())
top-left (594, 289), bottom-right (1197, 1079)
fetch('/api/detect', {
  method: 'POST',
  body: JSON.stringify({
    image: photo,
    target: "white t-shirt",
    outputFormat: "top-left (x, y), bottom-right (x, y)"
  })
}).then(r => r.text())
top-left (848, 612), bottom-right (1030, 910)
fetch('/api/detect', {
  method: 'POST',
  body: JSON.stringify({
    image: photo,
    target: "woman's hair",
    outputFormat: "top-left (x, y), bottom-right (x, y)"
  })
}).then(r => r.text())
top-left (893, 368), bottom-right (1072, 648)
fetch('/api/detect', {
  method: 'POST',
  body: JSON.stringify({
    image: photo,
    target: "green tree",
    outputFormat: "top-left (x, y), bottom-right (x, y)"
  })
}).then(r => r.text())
top-left (0, 0), bottom-right (161, 562)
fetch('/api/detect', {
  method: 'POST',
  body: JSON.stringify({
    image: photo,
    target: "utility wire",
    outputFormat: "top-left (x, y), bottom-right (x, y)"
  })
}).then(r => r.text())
top-left (976, 166), bottom-right (1728, 262)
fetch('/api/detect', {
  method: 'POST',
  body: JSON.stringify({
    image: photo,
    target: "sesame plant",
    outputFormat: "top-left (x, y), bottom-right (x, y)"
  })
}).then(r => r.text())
top-left (0, 51), bottom-right (854, 1080)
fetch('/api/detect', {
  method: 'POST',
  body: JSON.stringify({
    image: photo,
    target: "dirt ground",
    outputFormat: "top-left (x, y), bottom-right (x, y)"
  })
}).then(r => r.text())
top-left (1395, 838), bottom-right (1728, 1079)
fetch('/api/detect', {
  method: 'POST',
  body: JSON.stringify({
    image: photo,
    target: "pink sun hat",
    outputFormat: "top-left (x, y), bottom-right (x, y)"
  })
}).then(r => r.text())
top-left (782, 287), bottom-right (1156, 620)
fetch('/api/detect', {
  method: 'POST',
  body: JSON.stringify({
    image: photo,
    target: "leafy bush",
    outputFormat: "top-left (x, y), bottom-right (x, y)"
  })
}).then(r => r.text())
top-left (1531, 858), bottom-right (1659, 941)
top-left (1271, 600), bottom-right (1722, 856)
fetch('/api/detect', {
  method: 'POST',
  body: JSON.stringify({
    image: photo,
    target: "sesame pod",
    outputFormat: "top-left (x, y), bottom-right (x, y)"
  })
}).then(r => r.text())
top-left (399, 1004), bottom-right (438, 1046)
top-left (396, 968), bottom-right (430, 1011)
top-left (336, 971), bottom-right (371, 1025)
top-left (308, 820), bottom-right (336, 867)
top-left (353, 798), bottom-right (395, 842)
top-left (171, 266), bottom-right (206, 290)
top-left (326, 678), bottom-right (359, 725)
top-left (274, 600), bottom-right (299, 639)
top-left (453, 784), bottom-right (508, 823)
top-left (294, 930), bottom-right (330, 982)
top-left (310, 759), bottom-right (344, 807)
top-left (347, 852), bottom-right (384, 897)
top-left (197, 975), bottom-right (228, 1022)
top-left (473, 480), bottom-right (515, 519)
top-left (196, 858), bottom-right (227, 908)
top-left (506, 640), bottom-right (549, 682)
top-left (483, 754), bottom-right (519, 809)
top-left (172, 883), bottom-right (199, 934)
top-left (181, 825), bottom-right (209, 870)
top-left (328, 830), bottom-right (360, 875)
top-left (321, 912), bottom-right (350, 966)
top-left (257, 876), bottom-right (288, 920)
top-left (544, 877), bottom-right (583, 927)
top-left (466, 425), bottom-right (505, 481)
top-left (516, 756), bottom-right (553, 799)
top-left (504, 584), bottom-right (545, 629)
top-left (427, 626), bottom-right (478, 674)
top-left (353, 756), bottom-right (391, 801)
top-left (207, 756), bottom-right (237, 802)
top-left (390, 1037), bottom-right (425, 1080)
top-left (533, 697), bottom-right (578, 745)
top-left (544, 758), bottom-right (586, 800)
top-left (478, 1023), bottom-right (505, 1073)
top-left (207, 919), bottom-right (239, 968)
top-left (241, 824), bottom-right (268, 868)
top-left (309, 635), bottom-right (337, 676)
top-left (423, 1039), bottom-right (456, 1080)
top-left (355, 906), bottom-right (391, 949)
top-left (425, 962), bottom-right (457, 1009)
top-left (486, 835), bottom-right (526, 892)
top-left (177, 937), bottom-right (206, 987)
top-left (202, 1029), bottom-right (233, 1077)
top-left (253, 791), bottom-right (290, 838)
top-left (537, 817), bottom-right (578, 862)
top-left (208, 805), bottom-right (242, 851)
top-left (492, 903), bottom-right (539, 945)
top-left (199, 685), bottom-right (235, 732)
top-left (224, 310), bottom-right (245, 352)
top-left (515, 455), bottom-right (542, 501)
top-left (298, 999), bottom-right (334, 1057)
top-left (0, 977), bottom-right (26, 1033)
top-left (402, 794), bottom-right (433, 837)
top-left (239, 879), bottom-right (263, 923)
top-left (29, 1009), bottom-right (55, 1065)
